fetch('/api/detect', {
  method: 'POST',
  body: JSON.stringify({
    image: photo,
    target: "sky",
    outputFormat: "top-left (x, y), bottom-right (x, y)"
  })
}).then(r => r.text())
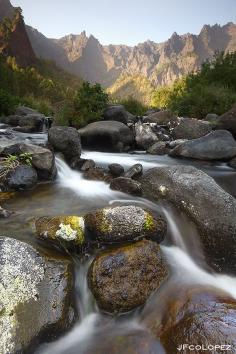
top-left (11, 0), bottom-right (236, 46)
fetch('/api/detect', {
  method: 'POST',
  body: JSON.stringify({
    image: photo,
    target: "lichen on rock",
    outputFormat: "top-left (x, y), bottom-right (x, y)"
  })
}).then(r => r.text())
top-left (85, 205), bottom-right (166, 244)
top-left (35, 216), bottom-right (85, 249)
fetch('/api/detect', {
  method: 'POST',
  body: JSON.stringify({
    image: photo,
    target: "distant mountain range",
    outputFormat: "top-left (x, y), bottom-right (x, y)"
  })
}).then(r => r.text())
top-left (1, 0), bottom-right (236, 99)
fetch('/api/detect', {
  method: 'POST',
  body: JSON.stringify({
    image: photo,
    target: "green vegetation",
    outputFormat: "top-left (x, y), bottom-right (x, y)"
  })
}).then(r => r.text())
top-left (118, 96), bottom-right (147, 116)
top-left (0, 153), bottom-right (32, 181)
top-left (57, 81), bottom-right (109, 127)
top-left (108, 74), bottom-right (155, 106)
top-left (151, 52), bottom-right (236, 118)
top-left (0, 55), bottom-right (81, 117)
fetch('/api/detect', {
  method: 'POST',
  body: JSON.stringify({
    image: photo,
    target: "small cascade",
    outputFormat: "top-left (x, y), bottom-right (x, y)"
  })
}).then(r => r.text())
top-left (55, 157), bottom-right (124, 200)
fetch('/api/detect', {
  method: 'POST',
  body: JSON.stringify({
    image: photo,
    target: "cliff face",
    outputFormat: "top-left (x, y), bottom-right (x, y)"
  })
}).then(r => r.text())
top-left (27, 22), bottom-right (236, 88)
top-left (0, 1), bottom-right (36, 67)
top-left (0, 0), bottom-right (14, 21)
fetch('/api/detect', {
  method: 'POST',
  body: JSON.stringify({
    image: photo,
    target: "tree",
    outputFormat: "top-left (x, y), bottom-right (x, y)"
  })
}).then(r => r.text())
top-left (73, 82), bottom-right (109, 127)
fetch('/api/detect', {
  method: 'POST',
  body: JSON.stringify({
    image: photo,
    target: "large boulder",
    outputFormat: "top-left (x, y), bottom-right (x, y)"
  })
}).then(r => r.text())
top-left (110, 177), bottom-right (142, 196)
top-left (144, 110), bottom-right (178, 126)
top-left (6, 165), bottom-right (38, 190)
top-left (103, 105), bottom-right (135, 124)
top-left (79, 121), bottom-right (134, 152)
top-left (0, 143), bottom-right (56, 180)
top-left (0, 237), bottom-right (74, 354)
top-left (88, 240), bottom-right (168, 313)
top-left (35, 216), bottom-right (85, 252)
top-left (172, 118), bottom-right (212, 140)
top-left (85, 205), bottom-right (166, 244)
top-left (141, 166), bottom-right (236, 273)
top-left (48, 126), bottom-right (81, 162)
top-left (134, 124), bottom-right (158, 150)
top-left (143, 286), bottom-right (236, 354)
top-left (170, 130), bottom-right (236, 161)
top-left (215, 104), bottom-right (236, 137)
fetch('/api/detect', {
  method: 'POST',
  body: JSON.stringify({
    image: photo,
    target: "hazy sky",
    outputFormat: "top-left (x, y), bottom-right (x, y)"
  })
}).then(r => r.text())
top-left (11, 0), bottom-right (236, 45)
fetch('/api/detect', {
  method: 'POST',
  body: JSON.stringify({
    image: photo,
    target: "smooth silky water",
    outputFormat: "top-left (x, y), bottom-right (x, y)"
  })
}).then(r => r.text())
top-left (1, 150), bottom-right (236, 353)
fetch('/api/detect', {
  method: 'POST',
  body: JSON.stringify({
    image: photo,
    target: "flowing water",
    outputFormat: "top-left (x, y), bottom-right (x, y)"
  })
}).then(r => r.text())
top-left (1, 142), bottom-right (236, 353)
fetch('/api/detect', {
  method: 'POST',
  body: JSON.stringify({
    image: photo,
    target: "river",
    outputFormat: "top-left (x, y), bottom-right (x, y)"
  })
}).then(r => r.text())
top-left (1, 146), bottom-right (236, 353)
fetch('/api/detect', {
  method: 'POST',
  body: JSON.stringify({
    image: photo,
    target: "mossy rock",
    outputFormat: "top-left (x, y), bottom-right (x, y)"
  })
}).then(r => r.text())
top-left (88, 240), bottom-right (169, 313)
top-left (85, 205), bottom-right (166, 244)
top-left (35, 216), bottom-right (85, 251)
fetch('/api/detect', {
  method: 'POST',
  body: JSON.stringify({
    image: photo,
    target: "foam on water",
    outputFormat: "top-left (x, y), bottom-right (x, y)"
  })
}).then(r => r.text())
top-left (56, 157), bottom-right (124, 200)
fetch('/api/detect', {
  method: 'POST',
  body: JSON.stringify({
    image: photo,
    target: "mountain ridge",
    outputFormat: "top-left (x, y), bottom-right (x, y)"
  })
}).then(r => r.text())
top-left (26, 21), bottom-right (236, 90)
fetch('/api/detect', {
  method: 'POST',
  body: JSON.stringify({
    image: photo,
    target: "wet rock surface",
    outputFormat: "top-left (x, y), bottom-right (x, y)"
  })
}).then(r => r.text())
top-left (144, 287), bottom-right (236, 354)
top-left (35, 216), bottom-right (85, 251)
top-left (110, 176), bottom-right (142, 196)
top-left (108, 163), bottom-right (124, 177)
top-left (170, 130), bottom-right (236, 160)
top-left (141, 166), bottom-right (236, 273)
top-left (82, 329), bottom-right (165, 354)
top-left (0, 237), bottom-right (74, 354)
top-left (88, 240), bottom-right (168, 313)
top-left (85, 205), bottom-right (167, 244)
top-left (6, 164), bottom-right (38, 190)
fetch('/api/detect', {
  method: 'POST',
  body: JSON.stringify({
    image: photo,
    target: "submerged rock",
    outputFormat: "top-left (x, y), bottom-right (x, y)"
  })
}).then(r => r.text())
top-left (110, 177), bottom-right (142, 196)
top-left (0, 206), bottom-right (12, 218)
top-left (48, 126), bottom-right (81, 162)
top-left (35, 216), bottom-right (85, 250)
top-left (141, 166), bottom-right (236, 273)
top-left (6, 165), bottom-right (38, 190)
top-left (0, 237), bottom-right (74, 354)
top-left (108, 163), bottom-right (124, 177)
top-left (172, 117), bottom-right (212, 140)
top-left (85, 205), bottom-right (166, 244)
top-left (88, 240), bottom-right (168, 313)
top-left (79, 121), bottom-right (134, 152)
top-left (170, 130), bottom-right (236, 160)
top-left (83, 329), bottom-right (165, 354)
top-left (83, 166), bottom-right (112, 183)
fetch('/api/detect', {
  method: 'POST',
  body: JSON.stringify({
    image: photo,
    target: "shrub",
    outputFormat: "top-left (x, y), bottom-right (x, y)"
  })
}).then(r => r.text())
top-left (151, 52), bottom-right (236, 118)
top-left (119, 96), bottom-right (147, 116)
top-left (73, 82), bottom-right (109, 127)
top-left (0, 89), bottom-right (19, 116)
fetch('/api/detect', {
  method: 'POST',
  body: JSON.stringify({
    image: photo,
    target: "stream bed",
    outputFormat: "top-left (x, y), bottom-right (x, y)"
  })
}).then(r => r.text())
top-left (1, 149), bottom-right (236, 353)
